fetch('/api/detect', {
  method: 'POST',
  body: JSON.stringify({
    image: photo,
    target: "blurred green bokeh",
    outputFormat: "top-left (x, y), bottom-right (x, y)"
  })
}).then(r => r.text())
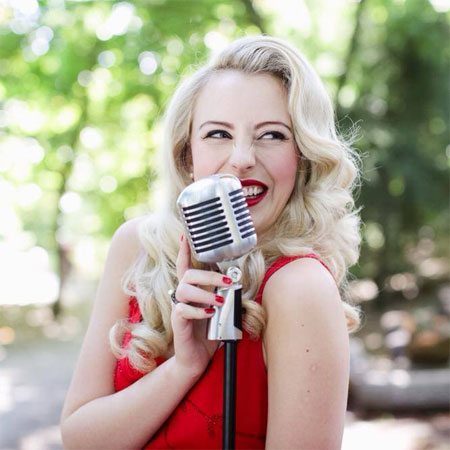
top-left (0, 2), bottom-right (449, 448)
top-left (0, 0), bottom-right (448, 360)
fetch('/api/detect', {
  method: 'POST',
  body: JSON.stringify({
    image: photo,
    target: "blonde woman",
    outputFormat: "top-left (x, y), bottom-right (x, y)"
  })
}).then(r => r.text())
top-left (61, 35), bottom-right (362, 449)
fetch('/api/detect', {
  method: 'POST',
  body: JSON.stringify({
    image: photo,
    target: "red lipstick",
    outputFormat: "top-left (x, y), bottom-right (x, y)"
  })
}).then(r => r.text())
top-left (240, 179), bottom-right (267, 189)
top-left (240, 179), bottom-right (268, 207)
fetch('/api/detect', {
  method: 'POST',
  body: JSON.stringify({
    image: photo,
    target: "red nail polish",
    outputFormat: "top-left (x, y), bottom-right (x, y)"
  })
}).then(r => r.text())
top-left (215, 295), bottom-right (224, 304)
top-left (180, 234), bottom-right (184, 242)
top-left (205, 308), bottom-right (215, 314)
top-left (223, 276), bottom-right (232, 285)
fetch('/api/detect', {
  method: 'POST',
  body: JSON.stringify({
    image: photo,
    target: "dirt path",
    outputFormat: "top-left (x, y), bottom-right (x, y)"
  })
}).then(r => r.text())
top-left (1, 336), bottom-right (448, 450)
top-left (0, 337), bottom-right (82, 450)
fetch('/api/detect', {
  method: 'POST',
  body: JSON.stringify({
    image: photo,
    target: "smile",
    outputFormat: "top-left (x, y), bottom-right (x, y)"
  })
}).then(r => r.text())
top-left (244, 190), bottom-right (267, 207)
top-left (240, 179), bottom-right (268, 207)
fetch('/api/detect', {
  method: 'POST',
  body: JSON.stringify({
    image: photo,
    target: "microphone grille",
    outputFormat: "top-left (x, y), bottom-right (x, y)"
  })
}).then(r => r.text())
top-left (177, 175), bottom-right (257, 263)
top-left (228, 188), bottom-right (256, 239)
top-left (182, 196), bottom-right (233, 254)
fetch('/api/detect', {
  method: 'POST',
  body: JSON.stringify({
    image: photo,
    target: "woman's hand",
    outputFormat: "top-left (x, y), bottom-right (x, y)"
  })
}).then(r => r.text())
top-left (171, 234), bottom-right (233, 378)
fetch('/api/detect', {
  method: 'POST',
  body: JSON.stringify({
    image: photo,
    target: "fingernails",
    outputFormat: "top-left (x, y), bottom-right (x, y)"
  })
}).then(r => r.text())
top-left (204, 308), bottom-right (215, 314)
top-left (215, 295), bottom-right (225, 304)
top-left (180, 234), bottom-right (184, 242)
top-left (223, 276), bottom-right (232, 285)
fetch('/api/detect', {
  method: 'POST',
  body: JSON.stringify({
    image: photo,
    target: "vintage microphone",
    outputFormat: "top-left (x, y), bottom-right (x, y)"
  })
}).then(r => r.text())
top-left (176, 174), bottom-right (257, 450)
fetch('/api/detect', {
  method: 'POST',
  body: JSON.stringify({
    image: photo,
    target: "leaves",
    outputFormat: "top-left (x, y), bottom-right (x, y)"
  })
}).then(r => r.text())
top-left (0, 0), bottom-right (447, 308)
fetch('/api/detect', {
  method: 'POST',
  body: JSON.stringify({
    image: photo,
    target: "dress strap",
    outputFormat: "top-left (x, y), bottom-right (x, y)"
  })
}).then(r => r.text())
top-left (127, 296), bottom-right (142, 323)
top-left (254, 254), bottom-right (334, 305)
top-left (127, 255), bottom-right (334, 314)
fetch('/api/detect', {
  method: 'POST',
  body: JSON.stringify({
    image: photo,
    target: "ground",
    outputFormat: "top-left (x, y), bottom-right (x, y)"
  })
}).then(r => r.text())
top-left (0, 334), bottom-right (448, 450)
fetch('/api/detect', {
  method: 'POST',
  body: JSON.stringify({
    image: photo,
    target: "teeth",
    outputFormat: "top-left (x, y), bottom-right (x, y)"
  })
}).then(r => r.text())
top-left (242, 186), bottom-right (264, 198)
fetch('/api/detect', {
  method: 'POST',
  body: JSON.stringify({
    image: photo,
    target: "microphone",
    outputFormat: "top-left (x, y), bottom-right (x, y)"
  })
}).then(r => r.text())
top-left (176, 174), bottom-right (256, 265)
top-left (176, 174), bottom-right (257, 340)
top-left (177, 173), bottom-right (256, 449)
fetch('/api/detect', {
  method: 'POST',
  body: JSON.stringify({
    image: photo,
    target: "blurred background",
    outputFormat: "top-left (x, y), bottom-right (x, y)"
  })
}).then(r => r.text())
top-left (0, 0), bottom-right (448, 448)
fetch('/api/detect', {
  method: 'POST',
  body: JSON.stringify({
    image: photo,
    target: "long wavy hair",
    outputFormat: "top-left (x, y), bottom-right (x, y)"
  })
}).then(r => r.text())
top-left (109, 35), bottom-right (363, 373)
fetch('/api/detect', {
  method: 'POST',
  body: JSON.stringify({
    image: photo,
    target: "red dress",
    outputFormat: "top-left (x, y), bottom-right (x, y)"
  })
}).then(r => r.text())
top-left (114, 254), bottom-right (333, 449)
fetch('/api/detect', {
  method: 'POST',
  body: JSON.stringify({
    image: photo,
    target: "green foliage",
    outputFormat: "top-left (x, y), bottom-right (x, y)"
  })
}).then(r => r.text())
top-left (337, 0), bottom-right (449, 296)
top-left (0, 0), bottom-right (447, 308)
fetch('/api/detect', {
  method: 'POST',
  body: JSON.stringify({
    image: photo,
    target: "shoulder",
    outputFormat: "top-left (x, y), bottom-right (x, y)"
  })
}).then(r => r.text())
top-left (262, 255), bottom-right (347, 358)
top-left (262, 256), bottom-right (340, 314)
top-left (263, 256), bottom-right (350, 448)
top-left (104, 216), bottom-right (151, 277)
top-left (109, 217), bottom-right (144, 260)
top-left (262, 255), bottom-right (347, 362)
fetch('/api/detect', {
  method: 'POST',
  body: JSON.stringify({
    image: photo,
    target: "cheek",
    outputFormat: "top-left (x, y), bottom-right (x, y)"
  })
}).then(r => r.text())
top-left (191, 142), bottom-right (230, 178)
top-left (190, 145), bottom-right (211, 177)
top-left (272, 153), bottom-right (299, 193)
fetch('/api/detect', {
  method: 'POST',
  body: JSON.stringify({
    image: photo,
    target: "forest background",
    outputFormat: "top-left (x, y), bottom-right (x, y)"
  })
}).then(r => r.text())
top-left (0, 0), bottom-right (448, 449)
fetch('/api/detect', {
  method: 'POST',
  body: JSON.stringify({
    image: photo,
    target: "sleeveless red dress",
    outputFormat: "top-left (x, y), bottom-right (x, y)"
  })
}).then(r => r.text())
top-left (114, 254), bottom-right (333, 449)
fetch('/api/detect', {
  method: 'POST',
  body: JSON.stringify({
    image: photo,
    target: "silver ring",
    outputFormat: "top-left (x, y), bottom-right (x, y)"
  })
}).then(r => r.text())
top-left (168, 289), bottom-right (179, 305)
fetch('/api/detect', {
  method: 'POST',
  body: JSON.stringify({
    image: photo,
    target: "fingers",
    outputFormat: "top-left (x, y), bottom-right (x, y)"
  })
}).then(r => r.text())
top-left (172, 302), bottom-right (216, 322)
top-left (181, 269), bottom-right (233, 289)
top-left (175, 233), bottom-right (233, 304)
top-left (175, 283), bottom-right (225, 307)
top-left (176, 233), bottom-right (191, 281)
top-left (175, 268), bottom-right (232, 307)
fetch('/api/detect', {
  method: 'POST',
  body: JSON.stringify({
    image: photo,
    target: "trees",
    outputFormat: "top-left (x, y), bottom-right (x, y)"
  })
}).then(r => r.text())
top-left (0, 0), bottom-right (447, 314)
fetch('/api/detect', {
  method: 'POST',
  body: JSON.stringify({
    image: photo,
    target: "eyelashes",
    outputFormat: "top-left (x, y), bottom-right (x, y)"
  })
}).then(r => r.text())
top-left (204, 130), bottom-right (232, 139)
top-left (261, 131), bottom-right (287, 141)
top-left (203, 129), bottom-right (287, 141)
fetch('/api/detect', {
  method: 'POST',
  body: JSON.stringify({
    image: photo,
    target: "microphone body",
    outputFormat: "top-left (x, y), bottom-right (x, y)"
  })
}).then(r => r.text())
top-left (176, 174), bottom-right (257, 341)
top-left (176, 174), bottom-right (256, 265)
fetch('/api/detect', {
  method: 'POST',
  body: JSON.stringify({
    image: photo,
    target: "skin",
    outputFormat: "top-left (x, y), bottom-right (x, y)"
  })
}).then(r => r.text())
top-left (189, 70), bottom-right (299, 236)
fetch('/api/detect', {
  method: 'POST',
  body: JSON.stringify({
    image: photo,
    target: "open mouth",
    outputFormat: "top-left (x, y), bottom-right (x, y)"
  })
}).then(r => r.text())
top-left (240, 179), bottom-right (268, 207)
top-left (242, 185), bottom-right (264, 198)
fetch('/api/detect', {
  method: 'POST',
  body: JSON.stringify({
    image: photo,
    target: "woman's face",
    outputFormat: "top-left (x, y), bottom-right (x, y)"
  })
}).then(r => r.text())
top-left (189, 71), bottom-right (299, 235)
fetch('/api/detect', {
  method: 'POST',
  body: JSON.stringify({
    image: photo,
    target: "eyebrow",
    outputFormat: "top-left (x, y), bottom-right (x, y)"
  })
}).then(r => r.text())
top-left (199, 120), bottom-right (292, 132)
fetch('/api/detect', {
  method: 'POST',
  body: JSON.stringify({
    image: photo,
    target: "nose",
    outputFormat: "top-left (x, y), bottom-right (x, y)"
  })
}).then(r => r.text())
top-left (228, 140), bottom-right (256, 174)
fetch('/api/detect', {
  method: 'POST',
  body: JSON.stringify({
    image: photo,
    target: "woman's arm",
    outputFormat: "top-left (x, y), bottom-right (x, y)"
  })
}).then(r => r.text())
top-left (263, 257), bottom-right (350, 450)
top-left (60, 219), bottom-right (203, 450)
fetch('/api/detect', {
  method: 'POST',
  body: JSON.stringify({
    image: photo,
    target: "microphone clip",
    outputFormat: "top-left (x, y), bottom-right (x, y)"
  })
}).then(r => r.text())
top-left (207, 265), bottom-right (243, 341)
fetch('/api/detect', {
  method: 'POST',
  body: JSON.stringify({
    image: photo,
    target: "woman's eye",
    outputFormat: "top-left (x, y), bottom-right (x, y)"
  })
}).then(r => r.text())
top-left (260, 131), bottom-right (287, 140)
top-left (204, 130), bottom-right (231, 139)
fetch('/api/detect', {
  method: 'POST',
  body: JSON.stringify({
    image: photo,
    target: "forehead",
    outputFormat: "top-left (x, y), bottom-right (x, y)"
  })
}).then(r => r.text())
top-left (191, 71), bottom-right (290, 125)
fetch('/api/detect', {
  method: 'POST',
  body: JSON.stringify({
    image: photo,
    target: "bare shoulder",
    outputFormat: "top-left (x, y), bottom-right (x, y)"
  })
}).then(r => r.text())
top-left (60, 216), bottom-right (146, 423)
top-left (110, 216), bottom-right (145, 262)
top-left (262, 256), bottom-right (348, 374)
top-left (95, 216), bottom-right (146, 302)
top-left (263, 257), bottom-right (350, 449)
top-left (262, 256), bottom-right (341, 316)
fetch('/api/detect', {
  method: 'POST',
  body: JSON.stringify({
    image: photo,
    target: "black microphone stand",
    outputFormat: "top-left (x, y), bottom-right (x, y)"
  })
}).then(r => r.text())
top-left (223, 339), bottom-right (237, 449)
top-left (223, 286), bottom-right (241, 450)
top-left (208, 266), bottom-right (243, 450)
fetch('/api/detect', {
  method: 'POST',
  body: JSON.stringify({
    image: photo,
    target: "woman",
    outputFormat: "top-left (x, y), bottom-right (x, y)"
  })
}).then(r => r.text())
top-left (61, 35), bottom-right (362, 449)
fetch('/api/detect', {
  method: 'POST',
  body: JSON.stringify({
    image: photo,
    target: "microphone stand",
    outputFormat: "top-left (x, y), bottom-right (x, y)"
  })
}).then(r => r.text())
top-left (223, 339), bottom-right (238, 449)
top-left (176, 174), bottom-right (256, 449)
top-left (207, 264), bottom-right (243, 450)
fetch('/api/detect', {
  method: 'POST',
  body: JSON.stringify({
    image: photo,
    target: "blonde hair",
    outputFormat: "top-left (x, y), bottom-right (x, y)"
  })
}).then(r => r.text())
top-left (110, 35), bottom-right (363, 373)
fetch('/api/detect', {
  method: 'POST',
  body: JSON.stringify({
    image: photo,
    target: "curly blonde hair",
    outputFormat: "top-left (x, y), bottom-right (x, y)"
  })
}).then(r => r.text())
top-left (109, 35), bottom-right (363, 373)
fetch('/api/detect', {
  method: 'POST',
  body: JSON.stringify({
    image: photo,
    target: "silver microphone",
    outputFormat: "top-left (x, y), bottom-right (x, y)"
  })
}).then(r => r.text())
top-left (176, 174), bottom-right (257, 340)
